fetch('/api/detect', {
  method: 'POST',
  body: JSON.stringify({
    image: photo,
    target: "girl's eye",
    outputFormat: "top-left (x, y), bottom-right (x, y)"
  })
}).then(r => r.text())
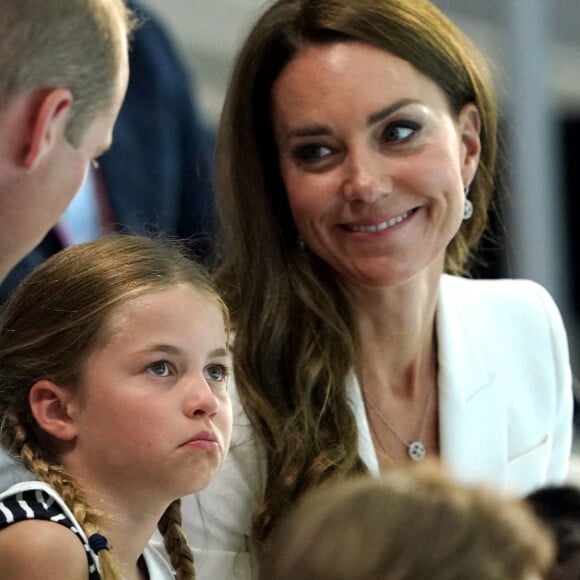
top-left (146, 361), bottom-right (171, 377)
top-left (204, 364), bottom-right (229, 383)
top-left (292, 143), bottom-right (333, 163)
top-left (381, 122), bottom-right (420, 143)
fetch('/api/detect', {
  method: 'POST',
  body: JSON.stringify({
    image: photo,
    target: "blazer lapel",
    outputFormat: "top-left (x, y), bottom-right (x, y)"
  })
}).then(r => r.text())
top-left (347, 371), bottom-right (381, 475)
top-left (437, 276), bottom-right (508, 488)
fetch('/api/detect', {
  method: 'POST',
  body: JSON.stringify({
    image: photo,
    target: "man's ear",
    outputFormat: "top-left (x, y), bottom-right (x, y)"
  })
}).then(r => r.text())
top-left (29, 380), bottom-right (78, 442)
top-left (458, 102), bottom-right (482, 187)
top-left (24, 88), bottom-right (73, 170)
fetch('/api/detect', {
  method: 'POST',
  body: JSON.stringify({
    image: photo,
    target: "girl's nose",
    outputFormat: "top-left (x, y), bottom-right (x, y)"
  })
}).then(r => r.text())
top-left (184, 376), bottom-right (220, 418)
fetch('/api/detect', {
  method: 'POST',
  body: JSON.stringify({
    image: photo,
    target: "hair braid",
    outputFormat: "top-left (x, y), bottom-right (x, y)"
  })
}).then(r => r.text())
top-left (3, 412), bottom-right (125, 580)
top-left (158, 499), bottom-right (195, 579)
top-left (24, 446), bottom-right (124, 580)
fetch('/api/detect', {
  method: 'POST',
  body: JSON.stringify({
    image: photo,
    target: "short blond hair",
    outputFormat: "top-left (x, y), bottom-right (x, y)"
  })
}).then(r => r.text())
top-left (0, 0), bottom-right (136, 146)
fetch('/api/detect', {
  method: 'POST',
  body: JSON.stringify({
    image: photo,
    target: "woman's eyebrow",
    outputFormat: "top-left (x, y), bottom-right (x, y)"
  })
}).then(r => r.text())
top-left (284, 98), bottom-right (421, 141)
top-left (367, 98), bottom-right (420, 126)
top-left (286, 125), bottom-right (333, 140)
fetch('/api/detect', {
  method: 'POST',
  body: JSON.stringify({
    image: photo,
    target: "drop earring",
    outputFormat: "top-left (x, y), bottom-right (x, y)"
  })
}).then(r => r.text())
top-left (463, 186), bottom-right (473, 220)
top-left (297, 235), bottom-right (305, 250)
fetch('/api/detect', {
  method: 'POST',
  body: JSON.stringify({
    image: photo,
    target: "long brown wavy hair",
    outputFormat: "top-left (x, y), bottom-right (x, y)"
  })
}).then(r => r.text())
top-left (0, 235), bottom-right (229, 579)
top-left (214, 0), bottom-right (499, 546)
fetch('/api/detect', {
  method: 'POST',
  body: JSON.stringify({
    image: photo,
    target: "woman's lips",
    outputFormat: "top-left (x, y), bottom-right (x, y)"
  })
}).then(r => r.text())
top-left (342, 208), bottom-right (416, 233)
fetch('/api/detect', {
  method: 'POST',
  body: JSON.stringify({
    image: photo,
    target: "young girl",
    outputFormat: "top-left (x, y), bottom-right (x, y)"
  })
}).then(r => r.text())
top-left (0, 235), bottom-right (232, 580)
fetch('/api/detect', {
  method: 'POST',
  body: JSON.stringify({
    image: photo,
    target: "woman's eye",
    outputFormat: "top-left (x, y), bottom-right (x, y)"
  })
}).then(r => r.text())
top-left (381, 122), bottom-right (419, 143)
top-left (292, 143), bottom-right (333, 163)
top-left (146, 361), bottom-right (171, 377)
top-left (204, 364), bottom-right (229, 383)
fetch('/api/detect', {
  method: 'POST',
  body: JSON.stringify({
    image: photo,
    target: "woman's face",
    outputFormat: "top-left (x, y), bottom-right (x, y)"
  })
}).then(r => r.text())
top-left (271, 41), bottom-right (480, 289)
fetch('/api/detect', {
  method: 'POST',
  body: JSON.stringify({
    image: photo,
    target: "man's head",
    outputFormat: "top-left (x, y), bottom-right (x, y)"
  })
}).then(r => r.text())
top-left (0, 0), bottom-right (134, 281)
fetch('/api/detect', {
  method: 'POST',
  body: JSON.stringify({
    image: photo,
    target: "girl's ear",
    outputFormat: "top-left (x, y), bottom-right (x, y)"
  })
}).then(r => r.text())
top-left (458, 102), bottom-right (482, 187)
top-left (29, 380), bottom-right (78, 442)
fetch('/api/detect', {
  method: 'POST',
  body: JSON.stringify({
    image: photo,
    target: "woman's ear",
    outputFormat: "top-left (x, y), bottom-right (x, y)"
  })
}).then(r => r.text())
top-left (458, 102), bottom-right (482, 187)
top-left (29, 380), bottom-right (78, 442)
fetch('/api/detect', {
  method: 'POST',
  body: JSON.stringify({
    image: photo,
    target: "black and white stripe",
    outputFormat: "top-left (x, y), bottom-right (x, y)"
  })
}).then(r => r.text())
top-left (0, 487), bottom-right (100, 579)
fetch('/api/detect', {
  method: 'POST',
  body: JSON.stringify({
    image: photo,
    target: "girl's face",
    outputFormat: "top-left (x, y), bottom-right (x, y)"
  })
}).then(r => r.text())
top-left (271, 41), bottom-right (481, 290)
top-left (63, 284), bottom-right (232, 504)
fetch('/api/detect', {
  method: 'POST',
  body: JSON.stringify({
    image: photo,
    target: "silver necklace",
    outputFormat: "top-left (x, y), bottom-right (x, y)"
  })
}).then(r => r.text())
top-left (365, 388), bottom-right (433, 461)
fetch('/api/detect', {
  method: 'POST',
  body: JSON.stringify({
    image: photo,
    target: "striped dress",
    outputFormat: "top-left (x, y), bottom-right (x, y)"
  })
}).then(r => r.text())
top-left (0, 481), bottom-right (101, 579)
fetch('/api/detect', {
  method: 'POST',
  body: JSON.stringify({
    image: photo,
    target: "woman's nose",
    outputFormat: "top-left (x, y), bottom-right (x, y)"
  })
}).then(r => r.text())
top-left (342, 148), bottom-right (392, 203)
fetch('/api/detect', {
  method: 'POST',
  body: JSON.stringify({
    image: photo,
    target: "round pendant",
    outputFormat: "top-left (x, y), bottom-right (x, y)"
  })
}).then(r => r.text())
top-left (408, 441), bottom-right (426, 461)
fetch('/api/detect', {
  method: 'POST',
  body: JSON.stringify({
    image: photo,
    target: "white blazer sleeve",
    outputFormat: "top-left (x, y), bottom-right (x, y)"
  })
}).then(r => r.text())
top-left (535, 283), bottom-right (574, 484)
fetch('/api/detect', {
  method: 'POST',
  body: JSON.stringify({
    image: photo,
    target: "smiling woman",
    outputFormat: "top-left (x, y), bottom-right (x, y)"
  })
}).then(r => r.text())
top-left (272, 42), bottom-right (481, 288)
top-left (182, 1), bottom-right (574, 579)
top-left (0, 235), bottom-right (232, 580)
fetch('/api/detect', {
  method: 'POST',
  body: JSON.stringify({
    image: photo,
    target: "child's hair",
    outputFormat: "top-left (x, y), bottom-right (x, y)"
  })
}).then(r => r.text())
top-left (0, 234), bottom-right (228, 580)
top-left (260, 461), bottom-right (555, 580)
top-left (526, 484), bottom-right (580, 580)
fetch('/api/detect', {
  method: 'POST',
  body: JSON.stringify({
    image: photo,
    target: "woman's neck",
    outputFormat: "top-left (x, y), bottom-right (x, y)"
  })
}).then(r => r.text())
top-left (348, 273), bottom-right (440, 399)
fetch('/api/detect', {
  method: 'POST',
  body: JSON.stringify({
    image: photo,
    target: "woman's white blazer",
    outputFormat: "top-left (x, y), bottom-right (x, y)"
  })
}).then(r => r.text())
top-left (161, 276), bottom-right (571, 579)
